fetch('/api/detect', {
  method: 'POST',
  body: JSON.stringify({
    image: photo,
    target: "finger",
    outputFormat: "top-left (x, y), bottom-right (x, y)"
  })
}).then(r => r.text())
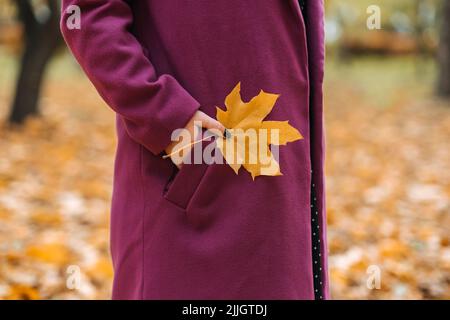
top-left (198, 112), bottom-right (226, 134)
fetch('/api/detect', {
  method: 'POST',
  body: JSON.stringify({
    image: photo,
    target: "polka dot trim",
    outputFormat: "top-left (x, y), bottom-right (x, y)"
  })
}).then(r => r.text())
top-left (299, 0), bottom-right (324, 300)
top-left (299, 0), bottom-right (306, 13)
top-left (311, 171), bottom-right (323, 300)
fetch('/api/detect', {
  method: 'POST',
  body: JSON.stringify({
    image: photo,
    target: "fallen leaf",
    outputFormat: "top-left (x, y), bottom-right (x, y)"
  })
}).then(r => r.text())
top-left (6, 285), bottom-right (40, 300)
top-left (26, 243), bottom-right (71, 265)
top-left (85, 257), bottom-right (114, 284)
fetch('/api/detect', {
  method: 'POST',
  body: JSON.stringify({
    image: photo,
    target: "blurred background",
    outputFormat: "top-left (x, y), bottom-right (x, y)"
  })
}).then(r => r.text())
top-left (0, 0), bottom-right (449, 300)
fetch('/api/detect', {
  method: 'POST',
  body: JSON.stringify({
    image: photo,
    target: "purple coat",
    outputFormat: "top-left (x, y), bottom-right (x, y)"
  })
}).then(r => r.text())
top-left (61, 0), bottom-right (328, 300)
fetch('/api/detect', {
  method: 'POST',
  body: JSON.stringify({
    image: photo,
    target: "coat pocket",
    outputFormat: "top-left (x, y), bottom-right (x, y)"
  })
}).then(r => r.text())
top-left (163, 161), bottom-right (210, 210)
top-left (163, 136), bottom-right (216, 210)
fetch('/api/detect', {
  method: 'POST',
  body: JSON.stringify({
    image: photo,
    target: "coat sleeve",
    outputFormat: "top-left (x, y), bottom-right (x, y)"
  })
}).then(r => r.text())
top-left (60, 0), bottom-right (200, 155)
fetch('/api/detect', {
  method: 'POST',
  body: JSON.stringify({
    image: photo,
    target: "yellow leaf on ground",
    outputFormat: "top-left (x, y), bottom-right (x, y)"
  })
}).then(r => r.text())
top-left (87, 257), bottom-right (114, 280)
top-left (26, 243), bottom-right (71, 265)
top-left (6, 285), bottom-right (40, 300)
top-left (30, 212), bottom-right (62, 227)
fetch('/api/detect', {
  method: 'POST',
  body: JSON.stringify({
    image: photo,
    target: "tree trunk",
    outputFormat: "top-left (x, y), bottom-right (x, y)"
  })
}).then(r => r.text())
top-left (9, 0), bottom-right (62, 124)
top-left (437, 0), bottom-right (450, 98)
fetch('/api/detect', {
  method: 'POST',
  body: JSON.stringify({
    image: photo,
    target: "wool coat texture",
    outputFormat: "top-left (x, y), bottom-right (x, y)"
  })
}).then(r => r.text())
top-left (61, 0), bottom-right (328, 299)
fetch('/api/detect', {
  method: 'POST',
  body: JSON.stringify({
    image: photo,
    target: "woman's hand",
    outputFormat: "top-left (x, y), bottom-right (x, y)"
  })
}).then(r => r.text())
top-left (164, 110), bottom-right (225, 168)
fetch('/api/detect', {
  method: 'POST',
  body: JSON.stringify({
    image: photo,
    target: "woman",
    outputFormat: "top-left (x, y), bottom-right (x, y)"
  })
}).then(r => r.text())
top-left (61, 0), bottom-right (328, 300)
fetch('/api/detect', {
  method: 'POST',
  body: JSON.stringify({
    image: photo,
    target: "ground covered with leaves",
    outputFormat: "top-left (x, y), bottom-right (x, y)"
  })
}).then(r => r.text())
top-left (0, 52), bottom-right (448, 299)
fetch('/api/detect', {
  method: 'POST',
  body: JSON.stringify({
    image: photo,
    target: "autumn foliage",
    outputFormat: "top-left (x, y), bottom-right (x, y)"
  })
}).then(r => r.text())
top-left (0, 51), bottom-right (449, 299)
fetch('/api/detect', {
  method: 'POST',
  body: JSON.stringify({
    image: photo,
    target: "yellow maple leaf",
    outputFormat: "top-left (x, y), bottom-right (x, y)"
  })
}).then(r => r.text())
top-left (215, 82), bottom-right (303, 179)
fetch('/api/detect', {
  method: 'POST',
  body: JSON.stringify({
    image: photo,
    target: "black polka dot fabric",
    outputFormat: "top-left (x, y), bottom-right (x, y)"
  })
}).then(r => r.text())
top-left (299, 0), bottom-right (324, 300)
top-left (310, 173), bottom-right (323, 300)
top-left (298, 0), bottom-right (306, 13)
